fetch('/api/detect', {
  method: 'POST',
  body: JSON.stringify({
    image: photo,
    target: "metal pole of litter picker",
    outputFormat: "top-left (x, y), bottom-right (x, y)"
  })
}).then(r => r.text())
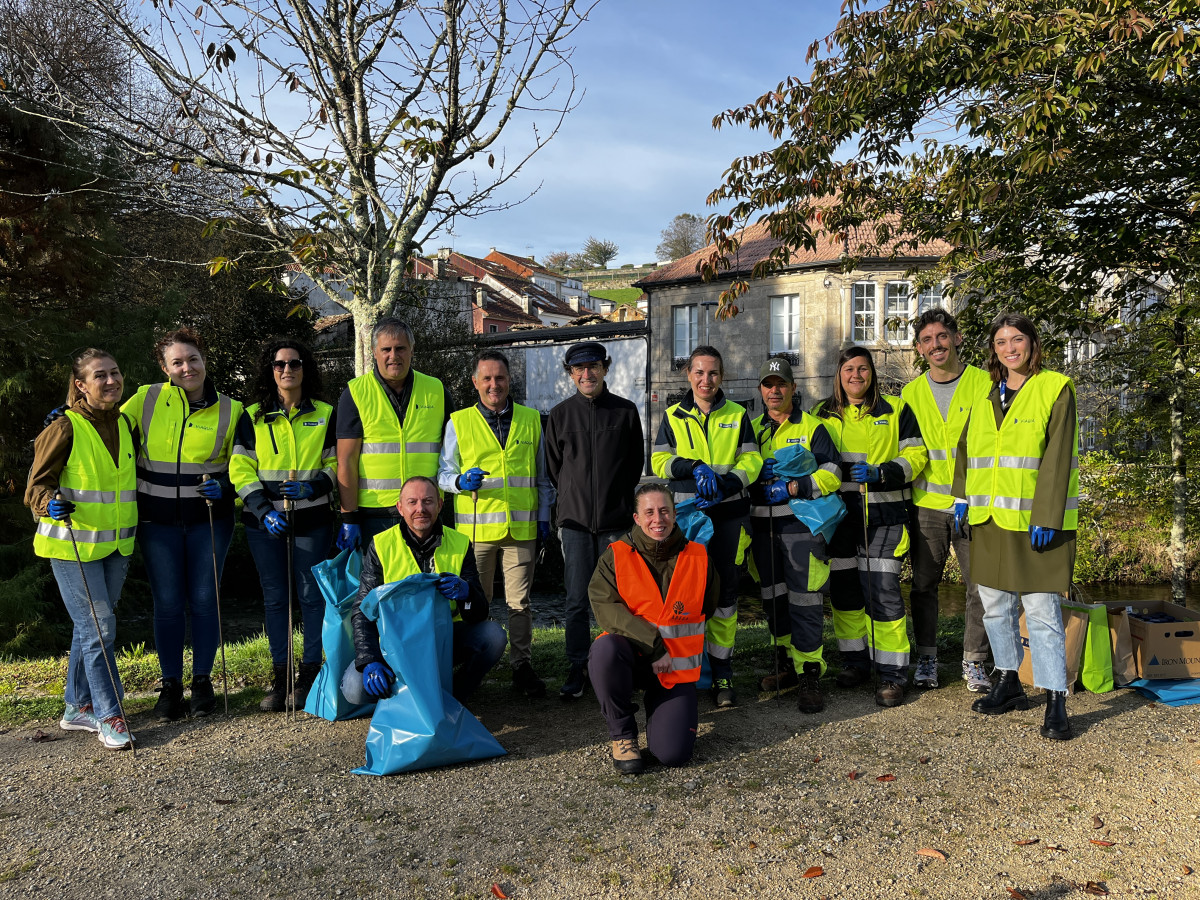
top-left (284, 469), bottom-right (296, 720)
top-left (860, 482), bottom-right (877, 692)
top-left (58, 492), bottom-right (136, 757)
top-left (202, 474), bottom-right (229, 714)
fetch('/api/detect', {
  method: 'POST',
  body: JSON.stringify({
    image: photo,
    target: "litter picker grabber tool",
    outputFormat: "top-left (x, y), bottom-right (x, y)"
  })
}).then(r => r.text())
top-left (202, 474), bottom-right (229, 714)
top-left (284, 469), bottom-right (297, 720)
top-left (57, 492), bottom-right (136, 757)
top-left (860, 482), bottom-right (878, 693)
top-left (469, 470), bottom-right (490, 548)
top-left (768, 509), bottom-right (780, 704)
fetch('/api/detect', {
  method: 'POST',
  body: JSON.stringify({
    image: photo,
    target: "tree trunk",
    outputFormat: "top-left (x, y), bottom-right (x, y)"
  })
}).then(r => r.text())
top-left (349, 300), bottom-right (384, 377)
top-left (1169, 310), bottom-right (1188, 606)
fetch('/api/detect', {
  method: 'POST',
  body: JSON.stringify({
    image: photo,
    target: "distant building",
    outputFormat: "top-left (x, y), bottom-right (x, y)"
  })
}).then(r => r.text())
top-left (484, 249), bottom-right (596, 314)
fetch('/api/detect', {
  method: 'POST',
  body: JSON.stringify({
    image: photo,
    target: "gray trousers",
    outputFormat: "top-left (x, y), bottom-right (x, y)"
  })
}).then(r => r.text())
top-left (909, 505), bottom-right (990, 662)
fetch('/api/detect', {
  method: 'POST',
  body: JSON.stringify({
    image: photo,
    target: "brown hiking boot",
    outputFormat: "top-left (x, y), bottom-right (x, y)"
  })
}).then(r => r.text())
top-left (797, 662), bottom-right (825, 714)
top-left (875, 680), bottom-right (905, 708)
top-left (759, 646), bottom-right (799, 692)
top-left (611, 738), bottom-right (644, 775)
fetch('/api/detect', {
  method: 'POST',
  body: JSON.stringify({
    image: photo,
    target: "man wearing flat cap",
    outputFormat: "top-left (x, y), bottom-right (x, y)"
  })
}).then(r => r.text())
top-left (545, 341), bottom-right (645, 700)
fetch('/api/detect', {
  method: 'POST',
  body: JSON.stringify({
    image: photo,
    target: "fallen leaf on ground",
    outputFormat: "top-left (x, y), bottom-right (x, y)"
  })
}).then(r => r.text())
top-left (1005, 888), bottom-right (1027, 899)
top-left (917, 848), bottom-right (946, 860)
top-left (1083, 882), bottom-right (1109, 896)
top-left (813, 755), bottom-right (822, 763)
top-left (490, 884), bottom-right (508, 899)
top-left (1092, 815), bottom-right (1104, 829)
top-left (847, 771), bottom-right (860, 780)
top-left (1048, 844), bottom-right (1067, 853)
top-left (1090, 840), bottom-right (1115, 847)
top-left (803, 866), bottom-right (824, 878)
top-left (1014, 839), bottom-right (1040, 846)
top-left (24, 730), bottom-right (59, 743)
top-left (747, 841), bottom-right (757, 850)
top-left (918, 755), bottom-right (930, 764)
top-left (214, 798), bottom-right (236, 805)
top-left (1182, 865), bottom-right (1193, 875)
top-left (877, 774), bottom-right (896, 782)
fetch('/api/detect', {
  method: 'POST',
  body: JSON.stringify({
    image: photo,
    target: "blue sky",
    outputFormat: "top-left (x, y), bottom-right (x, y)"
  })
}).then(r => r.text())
top-left (438, 0), bottom-right (841, 266)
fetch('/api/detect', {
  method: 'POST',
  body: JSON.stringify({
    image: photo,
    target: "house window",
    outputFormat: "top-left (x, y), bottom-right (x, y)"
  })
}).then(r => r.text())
top-left (885, 282), bottom-right (912, 344)
top-left (672, 305), bottom-right (699, 359)
top-left (916, 284), bottom-right (941, 315)
top-left (852, 282), bottom-right (877, 343)
top-left (769, 295), bottom-right (801, 354)
top-left (488, 323), bottom-right (498, 333)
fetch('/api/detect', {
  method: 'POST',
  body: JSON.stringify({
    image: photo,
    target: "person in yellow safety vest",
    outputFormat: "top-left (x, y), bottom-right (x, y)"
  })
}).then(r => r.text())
top-left (952, 313), bottom-right (1079, 741)
top-left (814, 346), bottom-right (927, 708)
top-left (587, 484), bottom-right (720, 774)
top-left (749, 356), bottom-right (843, 714)
top-left (26, 349), bottom-right (137, 750)
top-left (651, 345), bottom-right (762, 709)
top-left (122, 327), bottom-right (243, 721)
top-left (901, 309), bottom-right (995, 694)
top-left (342, 476), bottom-right (507, 705)
top-left (437, 350), bottom-right (555, 699)
top-left (335, 317), bottom-right (453, 551)
top-left (230, 339), bottom-right (337, 713)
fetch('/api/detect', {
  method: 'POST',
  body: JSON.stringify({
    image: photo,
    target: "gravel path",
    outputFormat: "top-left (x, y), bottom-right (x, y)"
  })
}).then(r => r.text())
top-left (2, 679), bottom-right (1198, 899)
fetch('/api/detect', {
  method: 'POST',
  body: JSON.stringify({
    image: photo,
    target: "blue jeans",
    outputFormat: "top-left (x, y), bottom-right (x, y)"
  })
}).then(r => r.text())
top-left (560, 527), bottom-right (626, 668)
top-left (139, 517), bottom-right (234, 681)
top-left (51, 552), bottom-right (131, 721)
top-left (978, 586), bottom-right (1068, 692)
top-left (246, 521), bottom-right (334, 667)
top-left (339, 620), bottom-right (507, 703)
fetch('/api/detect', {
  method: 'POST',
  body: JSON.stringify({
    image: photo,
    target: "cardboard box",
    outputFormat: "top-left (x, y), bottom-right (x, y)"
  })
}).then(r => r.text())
top-left (1107, 600), bottom-right (1200, 680)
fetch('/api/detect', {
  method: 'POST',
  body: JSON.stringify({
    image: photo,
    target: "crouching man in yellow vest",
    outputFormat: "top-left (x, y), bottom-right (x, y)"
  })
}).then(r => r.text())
top-left (587, 484), bottom-right (720, 775)
top-left (438, 350), bottom-right (555, 698)
top-left (341, 476), bottom-right (507, 704)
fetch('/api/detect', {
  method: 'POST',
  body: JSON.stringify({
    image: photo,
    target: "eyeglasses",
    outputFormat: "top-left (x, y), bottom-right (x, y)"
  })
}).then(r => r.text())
top-left (570, 362), bottom-right (603, 374)
top-left (272, 359), bottom-right (304, 371)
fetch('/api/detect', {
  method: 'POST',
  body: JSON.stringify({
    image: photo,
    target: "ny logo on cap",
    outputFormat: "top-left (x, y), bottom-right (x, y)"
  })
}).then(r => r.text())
top-left (769, 361), bottom-right (783, 371)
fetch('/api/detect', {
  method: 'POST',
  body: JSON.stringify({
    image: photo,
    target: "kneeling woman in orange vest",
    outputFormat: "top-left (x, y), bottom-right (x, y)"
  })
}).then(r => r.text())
top-left (587, 484), bottom-right (719, 774)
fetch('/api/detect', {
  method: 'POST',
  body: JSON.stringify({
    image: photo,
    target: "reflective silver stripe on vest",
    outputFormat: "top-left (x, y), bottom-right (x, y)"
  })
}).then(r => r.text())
top-left (479, 477), bottom-right (505, 490)
top-left (866, 489), bottom-right (907, 505)
top-left (670, 652), bottom-right (703, 671)
top-left (139, 383), bottom-right (165, 454)
top-left (37, 523), bottom-right (136, 543)
top-left (750, 504), bottom-right (793, 518)
top-left (841, 451), bottom-right (868, 463)
top-left (271, 495), bottom-right (328, 512)
top-left (829, 557), bottom-right (858, 571)
top-left (231, 442), bottom-right (257, 461)
top-left (966, 494), bottom-right (991, 507)
top-left (966, 457), bottom-right (993, 469)
top-left (1065, 496), bottom-right (1079, 510)
top-left (58, 487), bottom-right (138, 504)
top-left (660, 622), bottom-right (705, 639)
top-left (508, 476), bottom-right (537, 489)
top-left (361, 442), bottom-right (404, 454)
top-left (138, 480), bottom-right (180, 498)
top-left (456, 512), bottom-right (508, 524)
top-left (992, 495), bottom-right (1035, 512)
top-left (359, 478), bottom-right (406, 490)
top-left (995, 455), bottom-right (1041, 470)
top-left (237, 481), bottom-right (265, 500)
top-left (895, 457), bottom-right (913, 481)
top-left (858, 557), bottom-right (902, 574)
top-left (406, 442), bottom-right (440, 453)
top-left (926, 448), bottom-right (951, 461)
top-left (510, 510), bottom-right (537, 522)
top-left (258, 469), bottom-right (322, 481)
top-left (899, 437), bottom-right (923, 450)
top-left (711, 463), bottom-right (735, 475)
top-left (139, 459), bottom-right (226, 476)
top-left (207, 396), bottom-right (234, 463)
top-left (913, 477), bottom-right (952, 495)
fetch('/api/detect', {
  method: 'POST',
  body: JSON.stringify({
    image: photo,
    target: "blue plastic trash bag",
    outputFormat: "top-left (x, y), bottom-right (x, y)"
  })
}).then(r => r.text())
top-left (353, 573), bottom-right (506, 775)
top-left (773, 444), bottom-right (847, 543)
top-left (305, 548), bottom-right (375, 721)
top-left (1130, 678), bottom-right (1200, 707)
top-left (674, 498), bottom-right (715, 546)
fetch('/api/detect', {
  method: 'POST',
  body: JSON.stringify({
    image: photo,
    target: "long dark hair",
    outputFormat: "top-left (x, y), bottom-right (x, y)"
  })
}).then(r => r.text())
top-left (986, 312), bottom-right (1044, 383)
top-left (251, 338), bottom-right (324, 421)
top-left (820, 346), bottom-right (880, 418)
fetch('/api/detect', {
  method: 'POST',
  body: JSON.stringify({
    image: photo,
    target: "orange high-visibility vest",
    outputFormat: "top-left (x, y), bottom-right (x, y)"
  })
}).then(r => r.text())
top-left (610, 540), bottom-right (708, 688)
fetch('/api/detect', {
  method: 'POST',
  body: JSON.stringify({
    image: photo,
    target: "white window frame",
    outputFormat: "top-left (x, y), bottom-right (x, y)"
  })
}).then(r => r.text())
top-left (853, 282), bottom-right (877, 343)
top-left (769, 294), bottom-right (801, 354)
top-left (672, 304), bottom-right (699, 359)
top-left (885, 281), bottom-right (912, 344)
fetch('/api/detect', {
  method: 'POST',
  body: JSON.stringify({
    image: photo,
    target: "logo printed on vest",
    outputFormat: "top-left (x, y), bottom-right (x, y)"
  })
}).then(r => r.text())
top-left (786, 437), bottom-right (807, 444)
top-left (874, 420), bottom-right (889, 426)
top-left (718, 422), bottom-right (736, 428)
top-left (672, 600), bottom-right (686, 616)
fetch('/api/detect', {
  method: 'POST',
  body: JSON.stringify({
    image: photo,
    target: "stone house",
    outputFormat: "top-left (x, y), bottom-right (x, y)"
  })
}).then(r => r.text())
top-left (635, 221), bottom-right (953, 424)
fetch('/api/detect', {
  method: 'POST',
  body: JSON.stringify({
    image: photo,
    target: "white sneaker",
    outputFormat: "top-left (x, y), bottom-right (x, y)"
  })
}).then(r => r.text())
top-left (913, 655), bottom-right (939, 689)
top-left (962, 659), bottom-right (993, 693)
top-left (59, 703), bottom-right (99, 733)
top-left (97, 716), bottom-right (135, 751)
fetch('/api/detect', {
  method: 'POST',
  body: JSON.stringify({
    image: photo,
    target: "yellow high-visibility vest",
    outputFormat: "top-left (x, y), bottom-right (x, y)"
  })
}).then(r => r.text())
top-left (652, 398), bottom-right (761, 507)
top-left (901, 366), bottom-right (992, 510)
top-left (348, 370), bottom-right (444, 508)
top-left (452, 404), bottom-right (540, 542)
top-left (374, 525), bottom-right (469, 621)
top-left (230, 400), bottom-right (335, 513)
top-left (34, 411), bottom-right (137, 560)
top-left (964, 370), bottom-right (1079, 531)
top-left (750, 411), bottom-right (841, 518)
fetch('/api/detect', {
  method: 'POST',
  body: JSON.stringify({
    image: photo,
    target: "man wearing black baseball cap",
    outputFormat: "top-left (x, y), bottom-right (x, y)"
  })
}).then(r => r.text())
top-left (545, 341), bottom-right (645, 700)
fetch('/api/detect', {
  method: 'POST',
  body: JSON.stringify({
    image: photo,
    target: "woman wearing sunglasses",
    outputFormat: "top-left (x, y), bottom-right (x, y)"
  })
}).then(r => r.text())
top-left (230, 338), bottom-right (337, 712)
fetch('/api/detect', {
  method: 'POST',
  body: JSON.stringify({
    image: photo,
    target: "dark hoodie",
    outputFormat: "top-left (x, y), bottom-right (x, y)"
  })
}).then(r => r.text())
top-left (587, 523), bottom-right (720, 661)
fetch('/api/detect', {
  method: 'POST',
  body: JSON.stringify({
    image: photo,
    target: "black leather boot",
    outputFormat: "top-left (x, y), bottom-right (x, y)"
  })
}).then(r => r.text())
top-left (1040, 690), bottom-right (1073, 740)
top-left (153, 677), bottom-right (187, 721)
top-left (260, 666), bottom-right (288, 712)
top-left (796, 662), bottom-right (825, 714)
top-left (190, 675), bottom-right (216, 716)
top-left (971, 669), bottom-right (1028, 715)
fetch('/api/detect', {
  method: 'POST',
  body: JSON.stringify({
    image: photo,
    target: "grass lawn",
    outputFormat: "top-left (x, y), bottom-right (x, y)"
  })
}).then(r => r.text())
top-left (589, 287), bottom-right (643, 305)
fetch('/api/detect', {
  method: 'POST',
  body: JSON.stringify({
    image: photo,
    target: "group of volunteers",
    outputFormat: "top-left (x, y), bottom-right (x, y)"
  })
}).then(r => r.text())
top-left (26, 307), bottom-right (1080, 771)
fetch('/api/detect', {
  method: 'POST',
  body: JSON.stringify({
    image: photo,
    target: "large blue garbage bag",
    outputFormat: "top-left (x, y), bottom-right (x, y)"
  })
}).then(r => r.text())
top-left (674, 498), bottom-right (715, 545)
top-left (1130, 678), bottom-right (1200, 707)
top-left (773, 444), bottom-right (847, 543)
top-left (305, 548), bottom-right (375, 721)
top-left (353, 574), bottom-right (506, 775)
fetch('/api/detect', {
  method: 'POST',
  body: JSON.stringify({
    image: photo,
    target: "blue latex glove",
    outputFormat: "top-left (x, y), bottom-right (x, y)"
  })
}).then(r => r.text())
top-left (457, 467), bottom-right (487, 492)
top-left (759, 459), bottom-right (775, 483)
top-left (1030, 525), bottom-right (1057, 551)
top-left (362, 662), bottom-right (395, 699)
top-left (336, 523), bottom-right (361, 551)
top-left (953, 501), bottom-right (969, 537)
top-left (692, 463), bottom-right (719, 500)
top-left (197, 478), bottom-right (223, 500)
top-left (47, 498), bottom-right (76, 521)
top-left (279, 481), bottom-right (315, 500)
top-left (262, 510), bottom-right (289, 536)
top-left (766, 480), bottom-right (791, 505)
top-left (694, 488), bottom-right (724, 510)
top-left (436, 573), bottom-right (469, 603)
top-left (537, 520), bottom-right (551, 542)
top-left (44, 406), bottom-right (65, 427)
top-left (850, 462), bottom-right (881, 484)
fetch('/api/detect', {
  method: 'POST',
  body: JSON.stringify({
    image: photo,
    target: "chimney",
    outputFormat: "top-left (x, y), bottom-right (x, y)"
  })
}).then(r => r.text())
top-left (437, 247), bottom-right (452, 260)
top-left (474, 286), bottom-right (486, 307)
